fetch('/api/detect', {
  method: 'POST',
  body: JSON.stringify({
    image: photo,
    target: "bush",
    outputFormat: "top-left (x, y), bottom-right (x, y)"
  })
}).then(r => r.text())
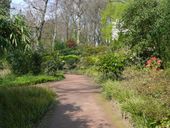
top-left (30, 51), bottom-right (42, 75)
top-left (59, 47), bottom-right (80, 56)
top-left (0, 87), bottom-right (55, 128)
top-left (54, 40), bottom-right (66, 51)
top-left (0, 15), bottom-right (30, 52)
top-left (79, 45), bottom-right (108, 56)
top-left (79, 56), bottom-right (99, 68)
top-left (0, 60), bottom-right (4, 70)
top-left (43, 52), bottom-right (64, 76)
top-left (98, 53), bottom-right (125, 80)
top-left (62, 55), bottom-right (80, 69)
top-left (66, 39), bottom-right (77, 48)
top-left (7, 50), bottom-right (30, 75)
top-left (7, 50), bottom-right (43, 75)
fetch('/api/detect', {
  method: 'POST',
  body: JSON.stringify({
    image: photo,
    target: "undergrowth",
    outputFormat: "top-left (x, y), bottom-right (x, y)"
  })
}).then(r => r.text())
top-left (78, 67), bottom-right (170, 128)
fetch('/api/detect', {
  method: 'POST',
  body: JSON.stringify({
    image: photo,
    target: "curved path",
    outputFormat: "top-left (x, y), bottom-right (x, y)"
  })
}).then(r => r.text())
top-left (38, 74), bottom-right (130, 128)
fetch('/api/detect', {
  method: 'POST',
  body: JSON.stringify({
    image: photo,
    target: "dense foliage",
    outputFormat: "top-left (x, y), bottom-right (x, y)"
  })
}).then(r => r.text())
top-left (122, 0), bottom-right (170, 67)
top-left (98, 53), bottom-right (125, 80)
top-left (0, 15), bottom-right (30, 54)
top-left (0, 0), bottom-right (11, 16)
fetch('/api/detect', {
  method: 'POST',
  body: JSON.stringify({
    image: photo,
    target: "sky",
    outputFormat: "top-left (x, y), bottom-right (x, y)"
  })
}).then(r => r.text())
top-left (12, 0), bottom-right (24, 4)
top-left (11, 0), bottom-right (27, 13)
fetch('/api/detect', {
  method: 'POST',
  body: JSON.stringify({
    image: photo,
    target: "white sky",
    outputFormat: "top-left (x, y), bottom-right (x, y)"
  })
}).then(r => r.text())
top-left (12, 0), bottom-right (24, 4)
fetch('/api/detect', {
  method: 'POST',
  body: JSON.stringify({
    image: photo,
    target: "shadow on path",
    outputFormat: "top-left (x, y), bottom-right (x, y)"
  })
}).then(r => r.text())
top-left (37, 74), bottom-right (125, 128)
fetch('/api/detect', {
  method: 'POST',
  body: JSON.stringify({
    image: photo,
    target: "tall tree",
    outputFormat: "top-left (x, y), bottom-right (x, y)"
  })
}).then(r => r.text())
top-left (24, 0), bottom-right (49, 42)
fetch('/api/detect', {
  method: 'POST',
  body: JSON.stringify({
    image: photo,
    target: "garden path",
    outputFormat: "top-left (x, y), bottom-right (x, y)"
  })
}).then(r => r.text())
top-left (38, 74), bottom-right (130, 128)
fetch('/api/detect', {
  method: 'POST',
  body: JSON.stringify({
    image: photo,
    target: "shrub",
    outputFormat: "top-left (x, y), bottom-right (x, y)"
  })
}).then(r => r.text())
top-left (145, 56), bottom-right (162, 70)
top-left (0, 15), bottom-right (30, 52)
top-left (54, 40), bottom-right (66, 50)
top-left (7, 50), bottom-right (43, 75)
top-left (0, 60), bottom-right (4, 70)
top-left (30, 51), bottom-right (42, 75)
top-left (7, 50), bottom-right (31, 75)
top-left (79, 56), bottom-right (99, 68)
top-left (62, 55), bottom-right (80, 69)
top-left (79, 45), bottom-right (108, 56)
top-left (66, 39), bottom-right (77, 48)
top-left (98, 53), bottom-right (125, 80)
top-left (43, 52), bottom-right (64, 76)
top-left (59, 47), bottom-right (80, 56)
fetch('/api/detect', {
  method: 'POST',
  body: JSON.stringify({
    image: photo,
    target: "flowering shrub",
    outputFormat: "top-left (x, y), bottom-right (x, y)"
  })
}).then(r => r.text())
top-left (145, 56), bottom-right (162, 70)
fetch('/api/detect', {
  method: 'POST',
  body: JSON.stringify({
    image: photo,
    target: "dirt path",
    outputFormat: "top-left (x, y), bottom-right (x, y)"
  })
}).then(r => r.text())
top-left (38, 74), bottom-right (130, 128)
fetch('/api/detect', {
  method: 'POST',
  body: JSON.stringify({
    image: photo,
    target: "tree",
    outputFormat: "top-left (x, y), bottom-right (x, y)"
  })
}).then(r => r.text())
top-left (156, 0), bottom-right (170, 66)
top-left (122, 0), bottom-right (162, 62)
top-left (24, 0), bottom-right (49, 42)
top-left (0, 0), bottom-right (11, 16)
top-left (101, 0), bottom-right (129, 43)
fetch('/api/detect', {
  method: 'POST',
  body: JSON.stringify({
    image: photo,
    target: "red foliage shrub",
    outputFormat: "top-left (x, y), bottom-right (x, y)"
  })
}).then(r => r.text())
top-left (66, 39), bottom-right (77, 48)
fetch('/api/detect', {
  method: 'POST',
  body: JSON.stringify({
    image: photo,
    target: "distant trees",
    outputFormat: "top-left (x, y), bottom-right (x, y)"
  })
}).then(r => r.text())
top-left (101, 0), bottom-right (128, 43)
top-left (23, 0), bottom-right (107, 46)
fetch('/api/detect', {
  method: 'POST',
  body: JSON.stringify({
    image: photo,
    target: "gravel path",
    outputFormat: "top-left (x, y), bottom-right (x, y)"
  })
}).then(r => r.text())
top-left (37, 74), bottom-right (130, 128)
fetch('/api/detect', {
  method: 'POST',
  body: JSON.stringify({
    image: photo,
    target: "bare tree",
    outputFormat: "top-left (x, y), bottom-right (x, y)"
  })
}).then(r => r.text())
top-left (24, 0), bottom-right (49, 42)
top-left (23, 0), bottom-right (107, 46)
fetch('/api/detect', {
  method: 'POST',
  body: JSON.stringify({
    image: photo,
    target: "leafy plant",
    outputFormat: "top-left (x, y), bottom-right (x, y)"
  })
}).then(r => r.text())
top-left (54, 40), bottom-right (66, 51)
top-left (62, 55), bottom-right (80, 69)
top-left (7, 50), bottom-right (31, 75)
top-left (43, 52), bottom-right (64, 76)
top-left (0, 15), bottom-right (30, 53)
top-left (79, 56), bottom-right (99, 68)
top-left (30, 51), bottom-right (42, 75)
top-left (98, 53), bottom-right (125, 80)
top-left (66, 39), bottom-right (77, 48)
top-left (121, 0), bottom-right (164, 66)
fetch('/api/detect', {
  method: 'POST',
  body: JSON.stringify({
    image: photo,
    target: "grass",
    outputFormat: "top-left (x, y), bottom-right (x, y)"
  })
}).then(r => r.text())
top-left (0, 74), bottom-right (64, 87)
top-left (0, 70), bottom-right (64, 128)
top-left (0, 87), bottom-right (55, 128)
top-left (102, 79), bottom-right (170, 128)
top-left (79, 67), bottom-right (170, 128)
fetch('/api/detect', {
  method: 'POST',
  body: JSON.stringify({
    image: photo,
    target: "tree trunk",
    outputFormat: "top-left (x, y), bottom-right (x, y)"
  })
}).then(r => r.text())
top-left (77, 18), bottom-right (80, 44)
top-left (52, 0), bottom-right (59, 51)
top-left (38, 0), bottom-right (49, 42)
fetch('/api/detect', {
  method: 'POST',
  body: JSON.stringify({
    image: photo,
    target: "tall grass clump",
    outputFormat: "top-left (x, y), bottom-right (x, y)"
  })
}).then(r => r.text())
top-left (0, 87), bottom-right (55, 128)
